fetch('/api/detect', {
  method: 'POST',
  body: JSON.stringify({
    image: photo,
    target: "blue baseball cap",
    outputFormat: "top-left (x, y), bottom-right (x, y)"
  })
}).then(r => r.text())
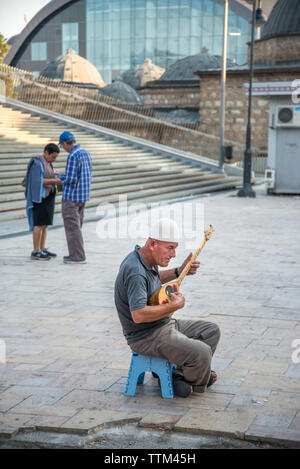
top-left (59, 131), bottom-right (75, 144)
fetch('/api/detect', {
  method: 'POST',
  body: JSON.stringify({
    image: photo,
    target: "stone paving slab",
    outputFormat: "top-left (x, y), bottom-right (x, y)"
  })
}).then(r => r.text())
top-left (0, 185), bottom-right (300, 447)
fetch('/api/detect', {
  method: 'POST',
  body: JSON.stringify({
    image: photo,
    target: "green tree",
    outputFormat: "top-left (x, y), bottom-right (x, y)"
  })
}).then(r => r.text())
top-left (0, 33), bottom-right (9, 63)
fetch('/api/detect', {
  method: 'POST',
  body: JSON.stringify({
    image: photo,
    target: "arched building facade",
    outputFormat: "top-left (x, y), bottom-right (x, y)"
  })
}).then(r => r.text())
top-left (5, 0), bottom-right (253, 84)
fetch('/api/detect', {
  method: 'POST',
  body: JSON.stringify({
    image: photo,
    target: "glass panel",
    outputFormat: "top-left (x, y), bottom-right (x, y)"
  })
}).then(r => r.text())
top-left (146, 0), bottom-right (157, 18)
top-left (168, 0), bottom-right (179, 18)
top-left (85, 0), bottom-right (251, 82)
top-left (201, 16), bottom-right (213, 34)
top-left (203, 0), bottom-right (213, 15)
top-left (167, 37), bottom-right (179, 56)
top-left (192, 0), bottom-right (202, 14)
top-left (145, 37), bottom-right (155, 56)
top-left (179, 17), bottom-right (190, 37)
top-left (191, 16), bottom-right (200, 36)
top-left (180, 0), bottom-right (191, 17)
top-left (121, 19), bottom-right (130, 38)
top-left (212, 34), bottom-right (223, 56)
top-left (31, 42), bottom-right (47, 61)
top-left (146, 18), bottom-right (156, 38)
top-left (157, 37), bottom-right (166, 56)
top-left (111, 39), bottom-right (120, 57)
top-left (120, 0), bottom-right (131, 20)
top-left (157, 18), bottom-right (167, 38)
top-left (178, 37), bottom-right (190, 57)
top-left (168, 17), bottom-right (179, 38)
top-left (135, 17), bottom-right (145, 38)
top-left (112, 20), bottom-right (120, 38)
top-left (201, 35), bottom-right (212, 54)
top-left (190, 36), bottom-right (200, 55)
top-left (157, 2), bottom-right (168, 18)
top-left (62, 23), bottom-right (78, 54)
top-left (120, 38), bottom-right (131, 58)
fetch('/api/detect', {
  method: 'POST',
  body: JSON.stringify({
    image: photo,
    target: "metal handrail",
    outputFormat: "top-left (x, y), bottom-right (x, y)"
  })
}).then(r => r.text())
top-left (0, 63), bottom-right (264, 162)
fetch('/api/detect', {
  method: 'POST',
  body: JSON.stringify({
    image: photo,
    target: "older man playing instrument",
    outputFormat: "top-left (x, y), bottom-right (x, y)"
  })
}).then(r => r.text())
top-left (114, 218), bottom-right (220, 398)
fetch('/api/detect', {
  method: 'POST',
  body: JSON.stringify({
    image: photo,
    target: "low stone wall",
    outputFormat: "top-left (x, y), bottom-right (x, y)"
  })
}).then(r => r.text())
top-left (253, 35), bottom-right (300, 65)
top-left (138, 83), bottom-right (200, 109)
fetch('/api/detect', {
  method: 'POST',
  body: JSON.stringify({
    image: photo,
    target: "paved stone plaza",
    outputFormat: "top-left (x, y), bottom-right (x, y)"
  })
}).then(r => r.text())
top-left (0, 185), bottom-right (300, 448)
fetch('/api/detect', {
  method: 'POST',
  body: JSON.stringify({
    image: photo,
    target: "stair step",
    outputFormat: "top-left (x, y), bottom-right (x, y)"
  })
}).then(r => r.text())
top-left (0, 103), bottom-right (240, 224)
top-left (0, 169), bottom-right (206, 193)
top-left (0, 172), bottom-right (215, 202)
top-left (0, 154), bottom-right (165, 167)
top-left (0, 177), bottom-right (242, 223)
top-left (0, 175), bottom-right (237, 212)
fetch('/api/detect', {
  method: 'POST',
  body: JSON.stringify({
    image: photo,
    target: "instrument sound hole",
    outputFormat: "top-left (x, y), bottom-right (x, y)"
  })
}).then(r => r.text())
top-left (165, 284), bottom-right (178, 301)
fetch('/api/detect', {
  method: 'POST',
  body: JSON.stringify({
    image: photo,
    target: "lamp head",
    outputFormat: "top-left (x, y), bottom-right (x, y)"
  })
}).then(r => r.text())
top-left (255, 7), bottom-right (266, 27)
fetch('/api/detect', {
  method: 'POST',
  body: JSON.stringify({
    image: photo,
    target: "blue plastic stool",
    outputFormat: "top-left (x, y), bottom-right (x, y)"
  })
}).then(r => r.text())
top-left (124, 353), bottom-right (175, 399)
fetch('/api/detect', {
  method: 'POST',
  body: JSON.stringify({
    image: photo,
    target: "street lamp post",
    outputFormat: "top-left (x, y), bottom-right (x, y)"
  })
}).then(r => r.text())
top-left (237, 0), bottom-right (257, 197)
top-left (219, 0), bottom-right (228, 170)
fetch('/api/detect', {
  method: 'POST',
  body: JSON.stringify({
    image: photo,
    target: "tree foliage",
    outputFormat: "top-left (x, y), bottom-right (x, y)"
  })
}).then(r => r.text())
top-left (0, 33), bottom-right (9, 63)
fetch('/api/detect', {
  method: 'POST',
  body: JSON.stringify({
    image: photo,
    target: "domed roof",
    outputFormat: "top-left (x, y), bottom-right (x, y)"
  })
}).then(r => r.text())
top-left (117, 59), bottom-right (165, 89)
top-left (98, 80), bottom-right (144, 105)
top-left (7, 34), bottom-right (19, 46)
top-left (262, 0), bottom-right (300, 39)
top-left (39, 49), bottom-right (106, 87)
top-left (159, 53), bottom-right (237, 81)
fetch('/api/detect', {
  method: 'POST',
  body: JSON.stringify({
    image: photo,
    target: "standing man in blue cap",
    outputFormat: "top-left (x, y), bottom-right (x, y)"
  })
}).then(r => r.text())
top-left (58, 131), bottom-right (92, 264)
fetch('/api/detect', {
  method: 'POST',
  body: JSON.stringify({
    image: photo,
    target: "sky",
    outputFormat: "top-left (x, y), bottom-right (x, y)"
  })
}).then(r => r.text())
top-left (0, 0), bottom-right (50, 40)
top-left (0, 0), bottom-right (277, 41)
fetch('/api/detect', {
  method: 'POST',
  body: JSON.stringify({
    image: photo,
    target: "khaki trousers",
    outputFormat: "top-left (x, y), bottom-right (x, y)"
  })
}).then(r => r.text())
top-left (62, 200), bottom-right (86, 261)
top-left (130, 318), bottom-right (221, 392)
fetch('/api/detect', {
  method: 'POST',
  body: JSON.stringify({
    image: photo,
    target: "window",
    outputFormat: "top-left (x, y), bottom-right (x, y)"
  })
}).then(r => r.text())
top-left (62, 23), bottom-right (79, 54)
top-left (85, 0), bottom-right (251, 81)
top-left (31, 42), bottom-right (47, 61)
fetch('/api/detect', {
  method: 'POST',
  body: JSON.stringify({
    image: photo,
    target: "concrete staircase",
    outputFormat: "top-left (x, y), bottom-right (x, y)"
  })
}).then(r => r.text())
top-left (0, 104), bottom-right (242, 223)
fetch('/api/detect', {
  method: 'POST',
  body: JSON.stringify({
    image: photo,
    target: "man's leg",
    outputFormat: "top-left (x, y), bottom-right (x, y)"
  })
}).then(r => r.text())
top-left (176, 319), bottom-right (220, 355)
top-left (78, 202), bottom-right (85, 228)
top-left (175, 319), bottom-right (221, 391)
top-left (40, 225), bottom-right (48, 251)
top-left (130, 319), bottom-right (220, 393)
top-left (62, 200), bottom-right (86, 261)
top-left (32, 225), bottom-right (43, 252)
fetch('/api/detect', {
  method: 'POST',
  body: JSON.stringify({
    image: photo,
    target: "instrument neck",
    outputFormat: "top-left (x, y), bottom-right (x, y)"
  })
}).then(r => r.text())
top-left (177, 238), bottom-right (207, 286)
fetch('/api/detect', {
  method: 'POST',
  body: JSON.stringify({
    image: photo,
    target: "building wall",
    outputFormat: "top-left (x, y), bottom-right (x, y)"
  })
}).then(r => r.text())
top-left (16, 1), bottom-right (86, 75)
top-left (198, 69), bottom-right (300, 150)
top-left (253, 36), bottom-right (300, 65)
top-left (9, 0), bottom-right (252, 84)
top-left (138, 84), bottom-right (200, 109)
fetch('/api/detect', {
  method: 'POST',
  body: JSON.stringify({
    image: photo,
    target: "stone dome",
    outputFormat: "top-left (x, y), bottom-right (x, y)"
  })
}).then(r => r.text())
top-left (99, 80), bottom-right (144, 105)
top-left (117, 59), bottom-right (165, 89)
top-left (7, 34), bottom-right (19, 46)
top-left (39, 49), bottom-right (106, 87)
top-left (262, 0), bottom-right (300, 39)
top-left (159, 53), bottom-right (237, 81)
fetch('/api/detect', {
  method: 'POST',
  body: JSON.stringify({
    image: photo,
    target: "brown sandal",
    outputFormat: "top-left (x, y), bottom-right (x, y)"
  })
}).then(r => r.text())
top-left (207, 370), bottom-right (217, 387)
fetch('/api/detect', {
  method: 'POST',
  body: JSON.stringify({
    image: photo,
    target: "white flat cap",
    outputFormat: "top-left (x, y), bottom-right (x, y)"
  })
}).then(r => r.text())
top-left (148, 218), bottom-right (180, 243)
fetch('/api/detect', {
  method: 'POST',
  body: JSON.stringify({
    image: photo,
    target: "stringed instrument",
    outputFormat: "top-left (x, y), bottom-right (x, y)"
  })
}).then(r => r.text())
top-left (148, 225), bottom-right (213, 305)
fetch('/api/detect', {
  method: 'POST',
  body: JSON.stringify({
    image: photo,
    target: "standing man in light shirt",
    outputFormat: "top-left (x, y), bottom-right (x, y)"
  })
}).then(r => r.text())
top-left (58, 131), bottom-right (92, 264)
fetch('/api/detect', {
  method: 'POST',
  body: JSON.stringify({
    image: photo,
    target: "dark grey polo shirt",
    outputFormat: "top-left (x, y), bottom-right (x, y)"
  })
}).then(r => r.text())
top-left (114, 245), bottom-right (170, 344)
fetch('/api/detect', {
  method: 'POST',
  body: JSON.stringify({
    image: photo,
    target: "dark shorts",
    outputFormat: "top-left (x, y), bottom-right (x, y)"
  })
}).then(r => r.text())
top-left (33, 191), bottom-right (55, 227)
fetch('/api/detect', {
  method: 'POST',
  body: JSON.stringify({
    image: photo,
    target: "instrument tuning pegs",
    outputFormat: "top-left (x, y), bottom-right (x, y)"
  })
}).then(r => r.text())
top-left (204, 224), bottom-right (214, 240)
